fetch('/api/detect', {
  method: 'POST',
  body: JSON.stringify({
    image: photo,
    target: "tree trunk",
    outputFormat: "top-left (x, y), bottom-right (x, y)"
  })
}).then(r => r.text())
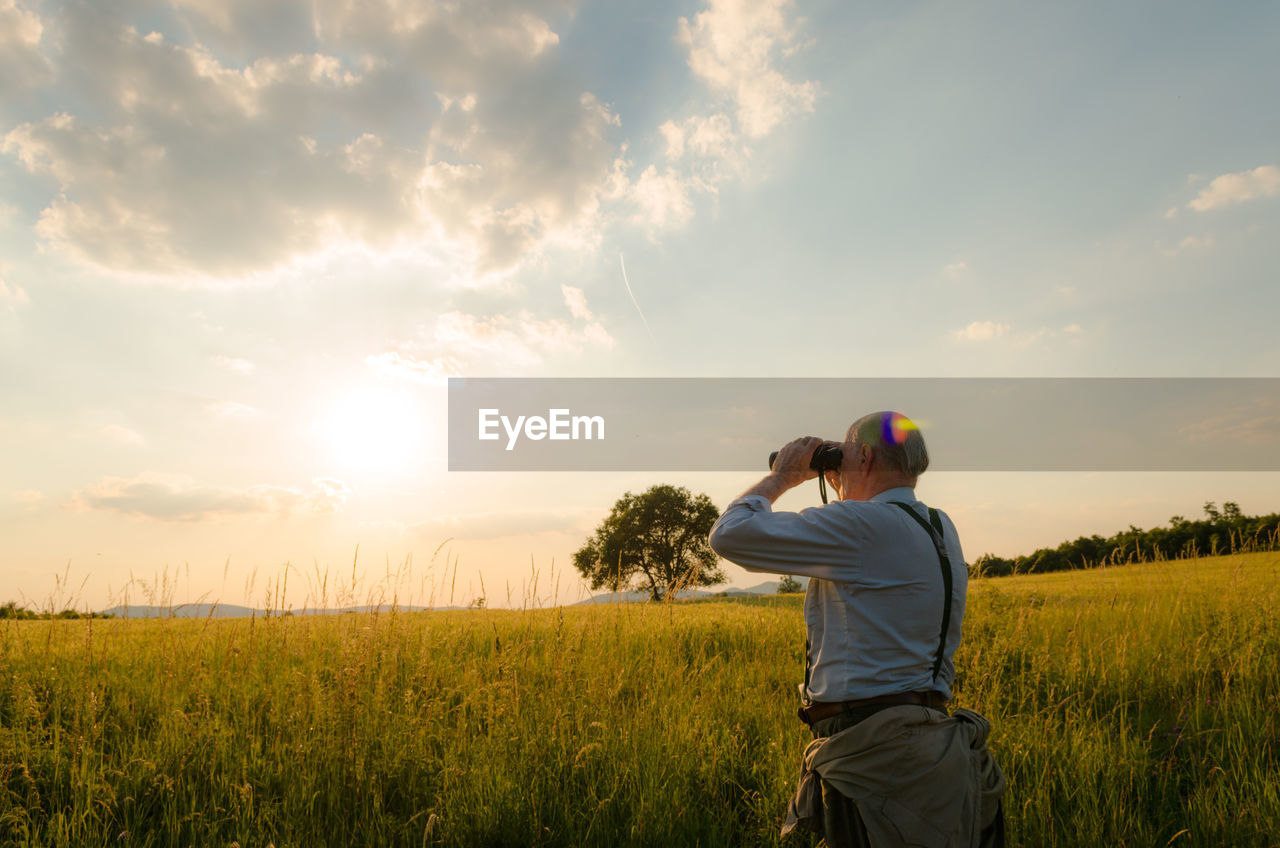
top-left (638, 561), bottom-right (663, 601)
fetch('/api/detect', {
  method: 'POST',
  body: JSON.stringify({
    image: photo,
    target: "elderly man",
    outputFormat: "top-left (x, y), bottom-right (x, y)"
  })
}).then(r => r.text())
top-left (708, 412), bottom-right (1005, 848)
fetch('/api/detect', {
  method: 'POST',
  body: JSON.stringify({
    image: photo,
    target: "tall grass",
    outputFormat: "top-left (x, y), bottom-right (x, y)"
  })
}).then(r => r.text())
top-left (1, 553), bottom-right (1277, 846)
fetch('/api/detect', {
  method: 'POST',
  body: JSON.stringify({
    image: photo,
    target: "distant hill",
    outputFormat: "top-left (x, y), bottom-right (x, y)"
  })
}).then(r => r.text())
top-left (100, 604), bottom-right (259, 619)
top-left (93, 580), bottom-right (811, 616)
top-left (572, 577), bottom-right (808, 606)
top-left (98, 603), bottom-right (449, 619)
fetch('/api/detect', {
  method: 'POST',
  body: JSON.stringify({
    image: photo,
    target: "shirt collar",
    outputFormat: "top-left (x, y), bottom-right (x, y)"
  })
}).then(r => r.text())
top-left (868, 486), bottom-right (918, 504)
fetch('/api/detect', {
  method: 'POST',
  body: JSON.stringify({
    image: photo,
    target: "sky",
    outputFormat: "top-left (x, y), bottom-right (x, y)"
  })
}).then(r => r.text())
top-left (2, 0), bottom-right (1278, 611)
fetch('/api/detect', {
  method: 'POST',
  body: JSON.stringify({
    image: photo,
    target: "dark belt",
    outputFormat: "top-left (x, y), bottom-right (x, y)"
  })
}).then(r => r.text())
top-left (797, 690), bottom-right (949, 726)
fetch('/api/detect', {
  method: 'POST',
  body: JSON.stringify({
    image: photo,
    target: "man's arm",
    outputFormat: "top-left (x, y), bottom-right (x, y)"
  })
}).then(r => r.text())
top-left (708, 437), bottom-right (863, 581)
top-left (738, 472), bottom-right (801, 504)
top-left (737, 435), bottom-right (822, 503)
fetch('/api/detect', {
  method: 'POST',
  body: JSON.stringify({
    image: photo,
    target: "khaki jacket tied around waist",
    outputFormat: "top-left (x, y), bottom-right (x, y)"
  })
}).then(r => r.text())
top-left (782, 705), bottom-right (1006, 848)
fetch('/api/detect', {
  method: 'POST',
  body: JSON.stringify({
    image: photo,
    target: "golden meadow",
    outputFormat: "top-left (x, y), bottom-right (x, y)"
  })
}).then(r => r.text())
top-left (2, 552), bottom-right (1278, 847)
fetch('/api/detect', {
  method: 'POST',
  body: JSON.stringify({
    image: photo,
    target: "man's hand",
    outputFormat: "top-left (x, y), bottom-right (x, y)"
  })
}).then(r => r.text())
top-left (770, 436), bottom-right (824, 486)
top-left (739, 436), bottom-right (824, 503)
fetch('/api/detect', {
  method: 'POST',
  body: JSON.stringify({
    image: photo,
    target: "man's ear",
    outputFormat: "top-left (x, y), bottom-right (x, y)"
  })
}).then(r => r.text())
top-left (859, 444), bottom-right (874, 469)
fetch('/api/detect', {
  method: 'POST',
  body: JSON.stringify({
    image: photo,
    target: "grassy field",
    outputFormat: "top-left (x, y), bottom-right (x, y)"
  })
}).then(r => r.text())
top-left (2, 552), bottom-right (1278, 847)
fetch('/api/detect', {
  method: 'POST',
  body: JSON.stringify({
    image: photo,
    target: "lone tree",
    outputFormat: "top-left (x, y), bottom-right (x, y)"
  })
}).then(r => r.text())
top-left (573, 484), bottom-right (725, 601)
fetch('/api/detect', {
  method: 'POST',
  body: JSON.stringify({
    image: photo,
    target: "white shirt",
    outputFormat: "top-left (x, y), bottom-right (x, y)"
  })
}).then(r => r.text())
top-left (707, 487), bottom-right (966, 702)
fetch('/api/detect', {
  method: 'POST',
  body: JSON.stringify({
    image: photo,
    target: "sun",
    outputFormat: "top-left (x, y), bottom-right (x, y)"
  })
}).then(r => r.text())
top-left (315, 384), bottom-right (427, 476)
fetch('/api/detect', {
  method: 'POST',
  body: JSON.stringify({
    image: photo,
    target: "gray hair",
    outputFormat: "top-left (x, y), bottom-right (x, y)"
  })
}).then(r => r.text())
top-left (846, 411), bottom-right (929, 477)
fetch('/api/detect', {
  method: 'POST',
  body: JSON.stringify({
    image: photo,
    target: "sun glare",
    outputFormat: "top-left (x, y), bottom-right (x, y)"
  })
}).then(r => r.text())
top-left (315, 385), bottom-right (428, 476)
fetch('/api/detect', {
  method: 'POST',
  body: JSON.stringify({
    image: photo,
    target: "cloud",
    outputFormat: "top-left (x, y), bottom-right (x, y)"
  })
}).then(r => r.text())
top-left (211, 355), bottom-right (256, 375)
top-left (953, 321), bottom-right (1010, 342)
top-left (412, 508), bottom-right (591, 541)
top-left (677, 0), bottom-right (817, 138)
top-left (623, 0), bottom-right (816, 234)
top-left (946, 320), bottom-right (1087, 351)
top-left (207, 400), bottom-right (260, 419)
top-left (366, 310), bottom-right (610, 379)
top-left (972, 324), bottom-right (1085, 350)
top-left (943, 260), bottom-right (968, 278)
top-left (1162, 234), bottom-right (1215, 256)
top-left (0, 0), bottom-right (51, 92)
top-left (0, 0), bottom-right (623, 281)
top-left (1011, 327), bottom-right (1049, 349)
top-left (4, 0), bottom-right (821, 282)
top-left (561, 284), bottom-right (592, 321)
top-left (365, 351), bottom-right (460, 385)
top-left (0, 279), bottom-right (29, 307)
top-left (629, 165), bottom-right (697, 232)
top-left (657, 113), bottom-right (746, 184)
top-left (659, 113), bottom-right (737, 163)
top-left (309, 477), bottom-right (350, 512)
top-left (370, 286), bottom-right (612, 380)
top-left (432, 309), bottom-right (614, 367)
top-left (100, 424), bottom-right (145, 445)
top-left (73, 472), bottom-right (348, 521)
top-left (1180, 407), bottom-right (1280, 445)
top-left (1187, 165), bottom-right (1280, 212)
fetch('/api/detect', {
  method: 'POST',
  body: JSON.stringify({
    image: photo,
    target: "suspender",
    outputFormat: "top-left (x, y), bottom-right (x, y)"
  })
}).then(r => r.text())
top-left (800, 501), bottom-right (955, 703)
top-left (891, 502), bottom-right (955, 683)
top-left (802, 635), bottom-right (811, 703)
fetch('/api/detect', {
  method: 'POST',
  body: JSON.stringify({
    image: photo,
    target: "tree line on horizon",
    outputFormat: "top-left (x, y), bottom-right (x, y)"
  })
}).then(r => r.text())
top-left (970, 501), bottom-right (1280, 577)
top-left (573, 486), bottom-right (1280, 599)
top-left (0, 601), bottom-right (115, 620)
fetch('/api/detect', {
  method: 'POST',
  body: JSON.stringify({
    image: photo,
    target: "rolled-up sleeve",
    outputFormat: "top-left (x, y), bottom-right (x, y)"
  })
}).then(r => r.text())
top-left (708, 496), bottom-right (861, 580)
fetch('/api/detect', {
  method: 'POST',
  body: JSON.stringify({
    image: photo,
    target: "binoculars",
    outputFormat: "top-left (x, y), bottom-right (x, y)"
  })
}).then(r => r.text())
top-left (768, 444), bottom-right (843, 473)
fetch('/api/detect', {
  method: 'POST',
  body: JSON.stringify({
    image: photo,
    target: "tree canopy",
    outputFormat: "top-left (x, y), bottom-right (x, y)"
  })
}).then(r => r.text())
top-left (0, 601), bottom-right (113, 620)
top-left (573, 484), bottom-right (725, 601)
top-left (971, 501), bottom-right (1280, 577)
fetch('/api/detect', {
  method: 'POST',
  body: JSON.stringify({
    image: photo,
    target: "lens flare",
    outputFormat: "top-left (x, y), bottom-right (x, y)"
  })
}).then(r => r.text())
top-left (881, 411), bottom-right (918, 445)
